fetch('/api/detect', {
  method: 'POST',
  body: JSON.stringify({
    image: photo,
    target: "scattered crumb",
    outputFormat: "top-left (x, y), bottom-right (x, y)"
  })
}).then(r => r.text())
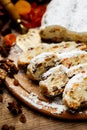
top-left (19, 114), bottom-right (27, 123)
top-left (0, 94), bottom-right (3, 102)
top-left (1, 124), bottom-right (15, 130)
top-left (7, 101), bottom-right (22, 115)
top-left (1, 124), bottom-right (9, 130)
top-left (13, 79), bottom-right (19, 86)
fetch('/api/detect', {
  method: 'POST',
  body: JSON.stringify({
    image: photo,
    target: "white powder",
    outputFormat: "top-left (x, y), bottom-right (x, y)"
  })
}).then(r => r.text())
top-left (21, 92), bottom-right (67, 114)
top-left (30, 52), bottom-right (58, 64)
top-left (41, 102), bottom-right (67, 114)
top-left (64, 71), bottom-right (87, 92)
top-left (42, 0), bottom-right (87, 32)
top-left (58, 50), bottom-right (87, 59)
top-left (67, 63), bottom-right (87, 77)
top-left (22, 93), bottom-right (43, 109)
top-left (41, 65), bottom-right (68, 79)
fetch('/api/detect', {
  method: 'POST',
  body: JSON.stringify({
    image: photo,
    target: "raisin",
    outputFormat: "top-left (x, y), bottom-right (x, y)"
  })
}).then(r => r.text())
top-left (1, 124), bottom-right (9, 130)
top-left (13, 79), bottom-right (19, 86)
top-left (7, 101), bottom-right (22, 115)
top-left (19, 114), bottom-right (26, 123)
top-left (8, 126), bottom-right (15, 130)
top-left (0, 94), bottom-right (3, 102)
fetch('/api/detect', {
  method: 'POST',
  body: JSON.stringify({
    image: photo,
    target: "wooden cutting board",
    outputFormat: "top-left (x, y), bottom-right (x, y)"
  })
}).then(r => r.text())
top-left (1, 89), bottom-right (87, 130)
top-left (1, 42), bottom-right (87, 130)
top-left (2, 42), bottom-right (87, 121)
top-left (4, 67), bottom-right (87, 121)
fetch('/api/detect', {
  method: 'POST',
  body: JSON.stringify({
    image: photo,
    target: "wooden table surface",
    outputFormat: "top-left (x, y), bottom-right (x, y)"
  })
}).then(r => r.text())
top-left (0, 86), bottom-right (87, 130)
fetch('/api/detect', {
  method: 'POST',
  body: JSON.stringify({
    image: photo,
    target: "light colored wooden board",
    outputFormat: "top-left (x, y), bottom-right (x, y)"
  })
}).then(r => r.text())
top-left (5, 74), bottom-right (87, 120)
top-left (5, 42), bottom-right (87, 120)
top-left (1, 90), bottom-right (87, 130)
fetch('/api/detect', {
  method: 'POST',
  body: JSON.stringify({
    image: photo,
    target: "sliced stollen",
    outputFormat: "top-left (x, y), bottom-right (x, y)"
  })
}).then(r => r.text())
top-left (39, 65), bottom-right (68, 97)
top-left (40, 25), bottom-right (67, 43)
top-left (18, 42), bottom-right (87, 68)
top-left (40, 25), bottom-right (87, 43)
top-left (26, 52), bottom-right (59, 81)
top-left (67, 63), bottom-right (87, 77)
top-left (45, 41), bottom-right (87, 53)
top-left (58, 50), bottom-right (87, 68)
top-left (16, 28), bottom-right (41, 51)
top-left (42, 0), bottom-right (87, 32)
top-left (17, 43), bottom-right (50, 68)
top-left (41, 0), bottom-right (87, 43)
top-left (63, 71), bottom-right (87, 109)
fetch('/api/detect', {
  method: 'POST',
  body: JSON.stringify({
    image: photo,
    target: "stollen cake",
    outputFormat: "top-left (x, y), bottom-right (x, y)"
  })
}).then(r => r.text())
top-left (39, 65), bottom-right (68, 97)
top-left (40, 0), bottom-right (87, 43)
top-left (63, 71), bottom-right (87, 109)
top-left (42, 0), bottom-right (87, 33)
top-left (26, 52), bottom-right (59, 81)
top-left (40, 25), bottom-right (87, 43)
top-left (67, 63), bottom-right (87, 77)
top-left (16, 28), bottom-right (41, 51)
top-left (18, 42), bottom-right (87, 68)
top-left (18, 43), bottom-right (50, 68)
top-left (58, 50), bottom-right (87, 68)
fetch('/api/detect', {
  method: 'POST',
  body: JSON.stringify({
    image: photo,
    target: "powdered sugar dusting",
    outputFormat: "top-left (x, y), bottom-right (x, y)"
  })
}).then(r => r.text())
top-left (42, 0), bottom-right (87, 32)
top-left (58, 50), bottom-right (87, 59)
top-left (30, 52), bottom-right (58, 64)
top-left (64, 72), bottom-right (87, 91)
top-left (21, 92), bottom-right (67, 114)
top-left (67, 63), bottom-right (87, 77)
top-left (41, 65), bottom-right (68, 80)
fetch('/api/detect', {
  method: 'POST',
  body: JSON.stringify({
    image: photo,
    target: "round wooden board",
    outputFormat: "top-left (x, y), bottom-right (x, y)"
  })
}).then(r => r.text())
top-left (4, 43), bottom-right (87, 120)
top-left (5, 74), bottom-right (87, 120)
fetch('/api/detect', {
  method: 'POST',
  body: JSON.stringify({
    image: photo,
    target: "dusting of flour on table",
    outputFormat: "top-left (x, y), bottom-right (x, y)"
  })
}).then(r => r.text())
top-left (42, 0), bottom-right (87, 32)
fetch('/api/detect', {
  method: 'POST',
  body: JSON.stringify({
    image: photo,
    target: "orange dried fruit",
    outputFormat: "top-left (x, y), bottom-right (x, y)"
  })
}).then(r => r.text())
top-left (15, 0), bottom-right (31, 15)
top-left (4, 33), bottom-right (16, 46)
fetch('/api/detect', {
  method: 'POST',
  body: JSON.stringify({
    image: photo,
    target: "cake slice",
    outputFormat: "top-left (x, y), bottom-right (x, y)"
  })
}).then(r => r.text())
top-left (27, 52), bottom-right (59, 81)
top-left (63, 71), bottom-right (87, 109)
top-left (58, 50), bottom-right (87, 68)
top-left (18, 42), bottom-right (86, 68)
top-left (40, 25), bottom-right (87, 43)
top-left (41, 0), bottom-right (87, 43)
top-left (42, 0), bottom-right (87, 32)
top-left (17, 43), bottom-right (50, 68)
top-left (67, 63), bottom-right (87, 77)
top-left (39, 65), bottom-right (68, 97)
top-left (40, 0), bottom-right (87, 43)
top-left (16, 28), bottom-right (41, 51)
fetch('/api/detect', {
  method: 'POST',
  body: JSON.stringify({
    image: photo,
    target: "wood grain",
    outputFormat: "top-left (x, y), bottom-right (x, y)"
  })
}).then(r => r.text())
top-left (5, 76), bottom-right (87, 120)
top-left (0, 88), bottom-right (87, 130)
top-left (0, 31), bottom-right (87, 130)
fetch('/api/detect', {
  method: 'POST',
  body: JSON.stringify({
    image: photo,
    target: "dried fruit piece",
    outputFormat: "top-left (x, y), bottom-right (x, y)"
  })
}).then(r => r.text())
top-left (7, 101), bottom-right (22, 115)
top-left (0, 59), bottom-right (18, 78)
top-left (4, 33), bottom-right (16, 47)
top-left (0, 94), bottom-right (3, 102)
top-left (1, 124), bottom-right (9, 130)
top-left (8, 125), bottom-right (15, 130)
top-left (13, 79), bottom-right (19, 86)
top-left (21, 3), bottom-right (46, 28)
top-left (19, 114), bottom-right (26, 123)
top-left (15, 0), bottom-right (31, 15)
top-left (1, 124), bottom-right (15, 130)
